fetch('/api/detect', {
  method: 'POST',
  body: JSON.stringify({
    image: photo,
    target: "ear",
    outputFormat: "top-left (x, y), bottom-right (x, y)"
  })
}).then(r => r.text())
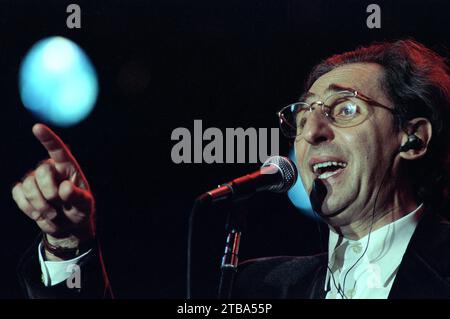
top-left (399, 117), bottom-right (432, 160)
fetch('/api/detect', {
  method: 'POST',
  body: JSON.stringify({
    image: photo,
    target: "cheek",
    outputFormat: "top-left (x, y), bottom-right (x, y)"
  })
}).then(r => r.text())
top-left (340, 130), bottom-right (372, 171)
top-left (294, 141), bottom-right (305, 167)
top-left (295, 140), bottom-right (311, 165)
top-left (294, 141), bottom-right (311, 186)
top-left (344, 128), bottom-right (391, 179)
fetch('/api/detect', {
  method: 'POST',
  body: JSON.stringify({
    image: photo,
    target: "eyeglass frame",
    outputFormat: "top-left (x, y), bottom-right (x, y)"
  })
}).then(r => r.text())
top-left (277, 89), bottom-right (398, 139)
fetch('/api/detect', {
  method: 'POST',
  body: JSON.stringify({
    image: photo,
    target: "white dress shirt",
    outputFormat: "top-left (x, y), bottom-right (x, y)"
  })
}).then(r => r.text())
top-left (38, 243), bottom-right (91, 286)
top-left (325, 203), bottom-right (424, 299)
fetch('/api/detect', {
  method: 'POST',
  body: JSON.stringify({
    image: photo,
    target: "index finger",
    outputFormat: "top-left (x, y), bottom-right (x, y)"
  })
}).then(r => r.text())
top-left (32, 123), bottom-right (75, 164)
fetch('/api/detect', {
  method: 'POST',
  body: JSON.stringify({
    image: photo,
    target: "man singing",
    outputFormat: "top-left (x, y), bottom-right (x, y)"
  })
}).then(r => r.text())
top-left (12, 39), bottom-right (450, 299)
top-left (234, 39), bottom-right (450, 299)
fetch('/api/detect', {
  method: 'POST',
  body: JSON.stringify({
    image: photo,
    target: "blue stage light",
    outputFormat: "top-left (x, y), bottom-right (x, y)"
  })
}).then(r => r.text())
top-left (19, 36), bottom-right (98, 127)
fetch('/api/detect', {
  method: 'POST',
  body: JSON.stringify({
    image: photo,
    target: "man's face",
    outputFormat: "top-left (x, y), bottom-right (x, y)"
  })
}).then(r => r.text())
top-left (295, 63), bottom-right (402, 226)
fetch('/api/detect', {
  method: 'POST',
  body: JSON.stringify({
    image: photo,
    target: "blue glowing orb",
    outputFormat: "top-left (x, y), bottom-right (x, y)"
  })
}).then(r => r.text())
top-left (19, 36), bottom-right (98, 127)
top-left (287, 148), bottom-right (322, 221)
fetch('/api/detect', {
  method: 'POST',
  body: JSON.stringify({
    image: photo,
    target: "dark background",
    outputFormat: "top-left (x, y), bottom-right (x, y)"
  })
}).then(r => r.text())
top-left (0, 0), bottom-right (449, 298)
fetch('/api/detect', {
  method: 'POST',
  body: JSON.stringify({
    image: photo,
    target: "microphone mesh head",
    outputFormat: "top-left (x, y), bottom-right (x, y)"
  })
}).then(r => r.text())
top-left (261, 156), bottom-right (298, 193)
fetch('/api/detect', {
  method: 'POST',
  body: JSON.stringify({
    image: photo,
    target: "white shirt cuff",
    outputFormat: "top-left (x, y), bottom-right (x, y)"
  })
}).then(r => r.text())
top-left (38, 242), bottom-right (92, 286)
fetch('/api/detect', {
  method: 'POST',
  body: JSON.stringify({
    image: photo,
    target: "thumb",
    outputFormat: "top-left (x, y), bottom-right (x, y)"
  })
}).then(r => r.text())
top-left (59, 180), bottom-right (94, 217)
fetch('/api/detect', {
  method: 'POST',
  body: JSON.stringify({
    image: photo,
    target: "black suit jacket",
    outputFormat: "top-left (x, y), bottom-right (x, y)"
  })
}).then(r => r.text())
top-left (233, 211), bottom-right (450, 299)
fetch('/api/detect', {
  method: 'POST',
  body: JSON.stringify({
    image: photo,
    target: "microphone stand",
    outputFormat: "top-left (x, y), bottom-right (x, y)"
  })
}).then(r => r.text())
top-left (217, 202), bottom-right (247, 299)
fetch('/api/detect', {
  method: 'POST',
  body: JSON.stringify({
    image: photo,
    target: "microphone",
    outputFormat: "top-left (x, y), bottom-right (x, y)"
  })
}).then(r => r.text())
top-left (198, 156), bottom-right (298, 203)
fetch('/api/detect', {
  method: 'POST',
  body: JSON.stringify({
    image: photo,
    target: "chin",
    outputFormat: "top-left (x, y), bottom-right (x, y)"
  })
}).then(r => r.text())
top-left (315, 198), bottom-right (350, 220)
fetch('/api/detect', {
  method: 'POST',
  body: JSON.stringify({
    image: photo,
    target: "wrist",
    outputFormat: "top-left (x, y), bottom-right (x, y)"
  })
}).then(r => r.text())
top-left (42, 233), bottom-right (94, 261)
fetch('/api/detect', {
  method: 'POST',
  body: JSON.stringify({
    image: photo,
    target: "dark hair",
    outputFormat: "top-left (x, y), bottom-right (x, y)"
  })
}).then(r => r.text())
top-left (306, 39), bottom-right (450, 213)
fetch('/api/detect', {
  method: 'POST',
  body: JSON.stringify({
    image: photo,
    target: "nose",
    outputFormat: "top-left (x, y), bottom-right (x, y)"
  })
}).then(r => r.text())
top-left (301, 109), bottom-right (334, 145)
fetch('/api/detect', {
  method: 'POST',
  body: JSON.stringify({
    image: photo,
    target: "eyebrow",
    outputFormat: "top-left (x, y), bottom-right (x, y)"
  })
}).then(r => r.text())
top-left (298, 84), bottom-right (357, 102)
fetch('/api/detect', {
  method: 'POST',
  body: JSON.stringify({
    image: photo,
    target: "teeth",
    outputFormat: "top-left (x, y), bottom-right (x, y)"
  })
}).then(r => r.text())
top-left (312, 161), bottom-right (347, 173)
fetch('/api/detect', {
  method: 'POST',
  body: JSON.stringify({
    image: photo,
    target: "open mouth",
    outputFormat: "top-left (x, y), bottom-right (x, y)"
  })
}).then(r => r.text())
top-left (312, 161), bottom-right (347, 180)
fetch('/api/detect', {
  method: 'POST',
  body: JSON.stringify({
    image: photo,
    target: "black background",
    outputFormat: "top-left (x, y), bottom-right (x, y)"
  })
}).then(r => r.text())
top-left (0, 0), bottom-right (449, 298)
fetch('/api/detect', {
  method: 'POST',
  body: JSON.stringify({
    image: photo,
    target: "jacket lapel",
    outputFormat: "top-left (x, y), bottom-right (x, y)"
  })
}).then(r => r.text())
top-left (389, 211), bottom-right (450, 299)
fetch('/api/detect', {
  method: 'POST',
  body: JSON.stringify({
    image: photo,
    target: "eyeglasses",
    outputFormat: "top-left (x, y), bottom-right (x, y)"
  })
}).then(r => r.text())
top-left (277, 90), bottom-right (396, 139)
